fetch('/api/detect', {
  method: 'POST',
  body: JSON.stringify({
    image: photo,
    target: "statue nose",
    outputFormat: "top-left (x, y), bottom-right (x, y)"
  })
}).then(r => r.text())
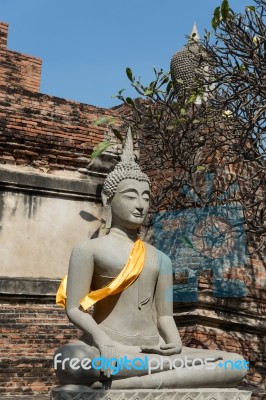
top-left (136, 197), bottom-right (145, 211)
top-left (136, 206), bottom-right (144, 212)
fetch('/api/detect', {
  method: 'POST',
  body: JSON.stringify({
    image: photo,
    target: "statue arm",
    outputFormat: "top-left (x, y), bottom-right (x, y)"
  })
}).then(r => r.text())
top-left (141, 252), bottom-right (182, 355)
top-left (65, 242), bottom-right (99, 336)
top-left (65, 242), bottom-right (117, 375)
top-left (153, 252), bottom-right (182, 354)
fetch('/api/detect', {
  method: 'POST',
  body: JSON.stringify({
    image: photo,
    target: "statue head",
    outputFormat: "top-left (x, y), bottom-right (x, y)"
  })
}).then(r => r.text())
top-left (102, 128), bottom-right (150, 231)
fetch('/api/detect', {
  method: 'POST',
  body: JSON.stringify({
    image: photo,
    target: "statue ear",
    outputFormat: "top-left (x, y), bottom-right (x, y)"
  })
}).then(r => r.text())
top-left (101, 191), bottom-right (112, 233)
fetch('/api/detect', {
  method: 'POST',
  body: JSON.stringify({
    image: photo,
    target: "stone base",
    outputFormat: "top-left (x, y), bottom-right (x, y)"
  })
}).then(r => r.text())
top-left (50, 387), bottom-right (252, 400)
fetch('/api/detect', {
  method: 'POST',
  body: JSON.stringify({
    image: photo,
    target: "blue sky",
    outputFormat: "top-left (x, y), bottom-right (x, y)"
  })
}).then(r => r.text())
top-left (1, 0), bottom-right (250, 108)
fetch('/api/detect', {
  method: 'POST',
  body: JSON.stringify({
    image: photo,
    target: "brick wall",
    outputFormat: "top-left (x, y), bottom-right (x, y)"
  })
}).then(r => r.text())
top-left (0, 22), bottom-right (117, 175)
top-left (0, 294), bottom-right (264, 396)
top-left (0, 299), bottom-right (80, 395)
top-left (176, 277), bottom-right (266, 390)
top-left (0, 22), bottom-right (41, 93)
top-left (0, 87), bottom-right (115, 173)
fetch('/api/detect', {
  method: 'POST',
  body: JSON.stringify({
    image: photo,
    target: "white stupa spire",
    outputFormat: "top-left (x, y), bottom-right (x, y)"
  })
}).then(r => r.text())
top-left (190, 22), bottom-right (200, 41)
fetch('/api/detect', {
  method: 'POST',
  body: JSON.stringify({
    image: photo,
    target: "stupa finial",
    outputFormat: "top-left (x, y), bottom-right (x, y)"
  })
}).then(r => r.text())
top-left (190, 22), bottom-right (200, 41)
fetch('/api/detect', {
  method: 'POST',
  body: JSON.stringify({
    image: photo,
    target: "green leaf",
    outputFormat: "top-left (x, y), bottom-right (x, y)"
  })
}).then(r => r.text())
top-left (221, 0), bottom-right (229, 20)
top-left (144, 89), bottom-right (153, 96)
top-left (176, 117), bottom-right (186, 123)
top-left (186, 93), bottom-right (198, 104)
top-left (180, 235), bottom-right (194, 248)
top-left (239, 64), bottom-right (247, 71)
top-left (92, 116), bottom-right (117, 126)
top-left (197, 165), bottom-right (206, 171)
top-left (166, 81), bottom-right (173, 94)
top-left (91, 141), bottom-right (112, 158)
top-left (214, 6), bottom-right (220, 20)
top-left (180, 108), bottom-right (187, 116)
top-left (175, 78), bottom-right (184, 84)
top-left (126, 97), bottom-right (135, 107)
top-left (111, 128), bottom-right (123, 142)
top-left (246, 5), bottom-right (256, 12)
top-left (211, 17), bottom-right (218, 30)
top-left (126, 67), bottom-right (133, 82)
top-left (160, 76), bottom-right (169, 86)
top-left (212, 6), bottom-right (221, 30)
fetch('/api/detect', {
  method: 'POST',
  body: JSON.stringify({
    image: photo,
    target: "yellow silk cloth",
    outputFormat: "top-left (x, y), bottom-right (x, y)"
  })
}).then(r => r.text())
top-left (56, 275), bottom-right (68, 308)
top-left (56, 238), bottom-right (145, 311)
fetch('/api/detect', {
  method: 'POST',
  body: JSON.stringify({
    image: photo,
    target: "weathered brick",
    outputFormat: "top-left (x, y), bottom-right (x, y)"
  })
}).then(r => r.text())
top-left (0, 24), bottom-right (120, 176)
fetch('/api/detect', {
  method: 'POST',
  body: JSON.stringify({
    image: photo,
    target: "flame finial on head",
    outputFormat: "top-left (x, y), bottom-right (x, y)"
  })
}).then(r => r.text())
top-left (121, 127), bottom-right (135, 163)
top-left (103, 127), bottom-right (150, 200)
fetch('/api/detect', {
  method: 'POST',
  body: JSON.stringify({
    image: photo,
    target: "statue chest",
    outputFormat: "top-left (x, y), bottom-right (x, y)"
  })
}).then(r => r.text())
top-left (92, 243), bottom-right (158, 290)
top-left (92, 245), bottom-right (160, 345)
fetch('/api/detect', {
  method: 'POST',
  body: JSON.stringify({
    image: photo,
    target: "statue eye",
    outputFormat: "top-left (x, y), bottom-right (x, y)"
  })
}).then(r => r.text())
top-left (124, 194), bottom-right (137, 199)
top-left (142, 196), bottom-right (149, 202)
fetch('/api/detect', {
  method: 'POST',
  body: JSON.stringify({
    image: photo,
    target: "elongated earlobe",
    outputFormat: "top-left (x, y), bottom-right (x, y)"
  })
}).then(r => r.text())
top-left (101, 190), bottom-right (112, 234)
top-left (104, 205), bottom-right (112, 234)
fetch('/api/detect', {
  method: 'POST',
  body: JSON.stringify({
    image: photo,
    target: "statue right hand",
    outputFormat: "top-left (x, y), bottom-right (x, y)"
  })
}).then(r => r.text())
top-left (95, 335), bottom-right (118, 378)
top-left (141, 342), bottom-right (182, 355)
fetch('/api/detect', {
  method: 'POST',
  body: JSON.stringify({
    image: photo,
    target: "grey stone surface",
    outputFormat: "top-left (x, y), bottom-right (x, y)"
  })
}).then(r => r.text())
top-left (0, 167), bottom-right (104, 279)
top-left (0, 277), bottom-right (59, 296)
top-left (50, 388), bottom-right (252, 400)
top-left (0, 166), bottom-right (103, 201)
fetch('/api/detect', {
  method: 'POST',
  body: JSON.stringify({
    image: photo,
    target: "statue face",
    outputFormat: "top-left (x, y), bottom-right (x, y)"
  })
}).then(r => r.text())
top-left (110, 179), bottom-right (150, 230)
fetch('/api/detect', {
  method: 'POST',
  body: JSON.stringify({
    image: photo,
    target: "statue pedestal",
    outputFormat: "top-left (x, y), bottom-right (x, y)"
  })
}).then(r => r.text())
top-left (50, 387), bottom-right (252, 400)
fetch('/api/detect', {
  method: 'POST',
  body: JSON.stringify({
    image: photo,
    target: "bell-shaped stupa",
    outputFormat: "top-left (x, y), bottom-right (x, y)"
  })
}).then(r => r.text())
top-left (170, 23), bottom-right (204, 95)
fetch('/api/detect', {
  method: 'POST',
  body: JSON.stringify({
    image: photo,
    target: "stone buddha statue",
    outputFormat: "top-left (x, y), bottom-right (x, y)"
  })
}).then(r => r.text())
top-left (54, 128), bottom-right (247, 390)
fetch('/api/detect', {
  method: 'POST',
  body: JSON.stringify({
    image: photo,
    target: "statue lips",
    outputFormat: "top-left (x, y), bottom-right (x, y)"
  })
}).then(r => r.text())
top-left (132, 213), bottom-right (144, 218)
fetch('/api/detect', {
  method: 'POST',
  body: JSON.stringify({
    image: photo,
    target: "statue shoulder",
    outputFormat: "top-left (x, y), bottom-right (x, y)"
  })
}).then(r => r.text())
top-left (71, 235), bottom-right (109, 257)
top-left (144, 242), bottom-right (172, 271)
top-left (71, 238), bottom-right (96, 258)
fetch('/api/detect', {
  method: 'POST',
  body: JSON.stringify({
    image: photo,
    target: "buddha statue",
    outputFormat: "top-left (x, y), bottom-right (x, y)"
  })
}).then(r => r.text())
top-left (54, 128), bottom-right (247, 390)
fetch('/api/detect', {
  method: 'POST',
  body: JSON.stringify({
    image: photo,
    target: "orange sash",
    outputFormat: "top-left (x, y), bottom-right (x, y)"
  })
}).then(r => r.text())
top-left (56, 238), bottom-right (145, 311)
